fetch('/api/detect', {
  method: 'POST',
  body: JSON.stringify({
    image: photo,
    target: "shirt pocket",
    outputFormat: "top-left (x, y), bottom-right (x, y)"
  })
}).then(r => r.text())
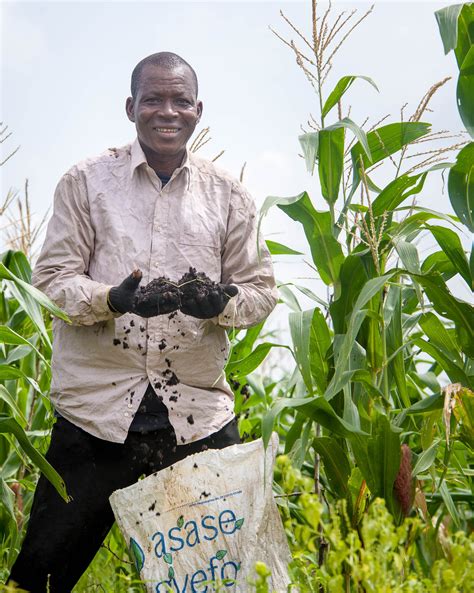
top-left (179, 193), bottom-right (220, 248)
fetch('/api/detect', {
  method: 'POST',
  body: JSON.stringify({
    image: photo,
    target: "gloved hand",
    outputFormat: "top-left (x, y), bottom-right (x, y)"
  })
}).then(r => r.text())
top-left (108, 270), bottom-right (143, 315)
top-left (179, 283), bottom-right (238, 319)
top-left (108, 271), bottom-right (181, 318)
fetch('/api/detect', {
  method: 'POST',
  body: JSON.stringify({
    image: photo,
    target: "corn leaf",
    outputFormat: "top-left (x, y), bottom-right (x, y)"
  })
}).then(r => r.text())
top-left (0, 415), bottom-right (69, 502)
top-left (313, 437), bottom-right (351, 498)
top-left (413, 440), bottom-right (440, 476)
top-left (386, 285), bottom-right (409, 408)
top-left (0, 262), bottom-right (69, 324)
top-left (298, 132), bottom-right (319, 174)
top-left (262, 395), bottom-right (367, 449)
top-left (278, 284), bottom-right (301, 312)
top-left (439, 481), bottom-right (461, 528)
top-left (421, 251), bottom-right (458, 281)
top-left (0, 325), bottom-right (49, 366)
top-left (0, 477), bottom-right (16, 524)
top-left (322, 75), bottom-right (379, 119)
top-left (394, 240), bottom-right (421, 274)
top-left (289, 309), bottom-right (314, 392)
top-left (0, 385), bottom-right (27, 423)
top-left (370, 172), bottom-right (427, 218)
top-left (411, 272), bottom-right (474, 357)
top-left (435, 4), bottom-right (463, 55)
top-left (413, 338), bottom-right (471, 388)
top-left (225, 342), bottom-right (282, 379)
top-left (309, 308), bottom-right (331, 394)
top-left (277, 193), bottom-right (345, 287)
top-left (266, 240), bottom-right (303, 256)
top-left (318, 125), bottom-right (345, 205)
top-left (419, 312), bottom-right (463, 367)
top-left (405, 392), bottom-right (444, 414)
top-left (366, 414), bottom-right (401, 514)
top-left (447, 142), bottom-right (474, 232)
top-left (351, 122), bottom-right (431, 187)
top-left (458, 46), bottom-right (474, 138)
top-left (325, 273), bottom-right (396, 400)
top-left (329, 254), bottom-right (368, 334)
top-left (454, 3), bottom-right (474, 69)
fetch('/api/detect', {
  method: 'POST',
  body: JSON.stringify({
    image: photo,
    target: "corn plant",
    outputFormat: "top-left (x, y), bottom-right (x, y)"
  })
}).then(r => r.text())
top-left (0, 249), bottom-right (72, 576)
top-left (257, 0), bottom-right (474, 545)
top-left (0, 126), bottom-right (71, 576)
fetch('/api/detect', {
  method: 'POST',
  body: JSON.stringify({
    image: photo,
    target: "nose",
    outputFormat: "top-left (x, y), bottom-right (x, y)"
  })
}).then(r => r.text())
top-left (158, 99), bottom-right (178, 118)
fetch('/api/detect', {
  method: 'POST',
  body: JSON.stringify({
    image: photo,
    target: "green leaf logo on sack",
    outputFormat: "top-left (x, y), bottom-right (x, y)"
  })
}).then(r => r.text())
top-left (177, 515), bottom-right (184, 528)
top-left (163, 552), bottom-right (173, 565)
top-left (235, 518), bottom-right (244, 530)
top-left (216, 549), bottom-right (227, 560)
top-left (129, 537), bottom-right (145, 572)
top-left (168, 566), bottom-right (175, 580)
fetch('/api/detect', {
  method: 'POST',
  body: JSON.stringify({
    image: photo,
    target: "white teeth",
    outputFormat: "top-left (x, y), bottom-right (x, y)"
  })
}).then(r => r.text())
top-left (155, 128), bottom-right (179, 133)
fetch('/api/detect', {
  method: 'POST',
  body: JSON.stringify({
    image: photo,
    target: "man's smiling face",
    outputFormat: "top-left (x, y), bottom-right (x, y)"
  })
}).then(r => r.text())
top-left (126, 63), bottom-right (203, 168)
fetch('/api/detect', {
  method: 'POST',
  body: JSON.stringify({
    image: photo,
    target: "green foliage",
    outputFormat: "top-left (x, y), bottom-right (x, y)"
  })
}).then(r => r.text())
top-left (258, 0), bottom-right (474, 550)
top-left (274, 457), bottom-right (474, 593)
top-left (438, 3), bottom-right (474, 234)
top-left (0, 250), bottom-right (71, 577)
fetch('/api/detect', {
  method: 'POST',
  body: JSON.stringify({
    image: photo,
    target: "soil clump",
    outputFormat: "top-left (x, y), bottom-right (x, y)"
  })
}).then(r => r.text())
top-left (177, 268), bottom-right (222, 302)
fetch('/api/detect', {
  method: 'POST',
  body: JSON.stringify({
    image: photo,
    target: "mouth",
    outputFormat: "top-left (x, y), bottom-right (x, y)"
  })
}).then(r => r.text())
top-left (153, 127), bottom-right (181, 135)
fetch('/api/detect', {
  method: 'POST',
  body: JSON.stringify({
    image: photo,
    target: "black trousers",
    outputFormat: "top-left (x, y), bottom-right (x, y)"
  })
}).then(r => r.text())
top-left (8, 416), bottom-right (240, 593)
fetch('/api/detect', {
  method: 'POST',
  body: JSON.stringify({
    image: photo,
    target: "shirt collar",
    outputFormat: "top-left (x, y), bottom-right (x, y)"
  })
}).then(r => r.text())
top-left (130, 138), bottom-right (193, 187)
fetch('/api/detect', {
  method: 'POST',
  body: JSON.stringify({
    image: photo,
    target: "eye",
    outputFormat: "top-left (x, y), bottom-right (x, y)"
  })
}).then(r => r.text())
top-left (176, 98), bottom-right (191, 106)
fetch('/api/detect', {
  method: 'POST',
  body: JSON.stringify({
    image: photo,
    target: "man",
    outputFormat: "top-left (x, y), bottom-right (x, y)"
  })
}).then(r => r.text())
top-left (8, 52), bottom-right (277, 592)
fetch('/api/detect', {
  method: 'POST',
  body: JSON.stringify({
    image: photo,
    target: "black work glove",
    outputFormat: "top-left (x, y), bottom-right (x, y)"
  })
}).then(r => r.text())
top-left (108, 271), bottom-right (180, 318)
top-left (108, 270), bottom-right (143, 314)
top-left (179, 283), bottom-right (238, 319)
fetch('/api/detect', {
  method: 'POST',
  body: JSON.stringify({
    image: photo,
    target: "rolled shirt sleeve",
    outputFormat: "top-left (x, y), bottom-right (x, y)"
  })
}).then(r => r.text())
top-left (32, 170), bottom-right (119, 326)
top-left (217, 182), bottom-right (278, 329)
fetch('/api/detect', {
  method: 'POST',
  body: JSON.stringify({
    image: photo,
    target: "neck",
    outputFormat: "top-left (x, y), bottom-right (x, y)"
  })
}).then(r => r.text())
top-left (139, 141), bottom-right (186, 177)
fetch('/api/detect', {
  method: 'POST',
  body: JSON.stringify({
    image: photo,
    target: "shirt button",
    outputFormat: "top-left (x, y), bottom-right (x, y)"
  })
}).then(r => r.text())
top-left (124, 412), bottom-right (129, 417)
top-left (128, 404), bottom-right (133, 409)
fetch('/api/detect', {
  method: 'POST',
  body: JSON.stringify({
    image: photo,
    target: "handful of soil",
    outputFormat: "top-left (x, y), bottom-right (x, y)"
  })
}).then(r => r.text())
top-left (177, 268), bottom-right (221, 302)
top-left (177, 267), bottom-right (238, 319)
top-left (133, 276), bottom-right (181, 317)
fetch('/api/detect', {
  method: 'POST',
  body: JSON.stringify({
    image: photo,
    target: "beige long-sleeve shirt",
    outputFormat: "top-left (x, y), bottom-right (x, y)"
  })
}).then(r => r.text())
top-left (32, 139), bottom-right (278, 444)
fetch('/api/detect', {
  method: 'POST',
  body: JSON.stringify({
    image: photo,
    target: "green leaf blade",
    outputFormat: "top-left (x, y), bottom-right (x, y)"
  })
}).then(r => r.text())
top-left (313, 436), bottom-right (351, 498)
top-left (298, 132), bottom-right (319, 174)
top-left (277, 194), bottom-right (344, 286)
top-left (0, 415), bottom-right (69, 502)
top-left (265, 240), bottom-right (303, 256)
top-left (447, 142), bottom-right (474, 231)
top-left (322, 75), bottom-right (379, 119)
top-left (318, 126), bottom-right (344, 205)
top-left (435, 3), bottom-right (463, 55)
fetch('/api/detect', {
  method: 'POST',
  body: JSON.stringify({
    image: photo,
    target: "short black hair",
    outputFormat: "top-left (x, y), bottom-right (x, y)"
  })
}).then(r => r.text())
top-left (130, 52), bottom-right (198, 98)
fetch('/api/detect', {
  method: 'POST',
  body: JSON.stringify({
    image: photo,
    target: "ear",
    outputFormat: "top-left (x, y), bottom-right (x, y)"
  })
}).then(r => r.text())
top-left (125, 97), bottom-right (135, 123)
top-left (196, 100), bottom-right (203, 122)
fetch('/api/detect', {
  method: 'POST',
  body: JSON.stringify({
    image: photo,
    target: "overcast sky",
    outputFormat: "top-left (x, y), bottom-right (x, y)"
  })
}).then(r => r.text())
top-left (1, 1), bottom-right (471, 329)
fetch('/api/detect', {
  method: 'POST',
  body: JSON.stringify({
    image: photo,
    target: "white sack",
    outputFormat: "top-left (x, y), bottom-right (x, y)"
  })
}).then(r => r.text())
top-left (109, 433), bottom-right (291, 592)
